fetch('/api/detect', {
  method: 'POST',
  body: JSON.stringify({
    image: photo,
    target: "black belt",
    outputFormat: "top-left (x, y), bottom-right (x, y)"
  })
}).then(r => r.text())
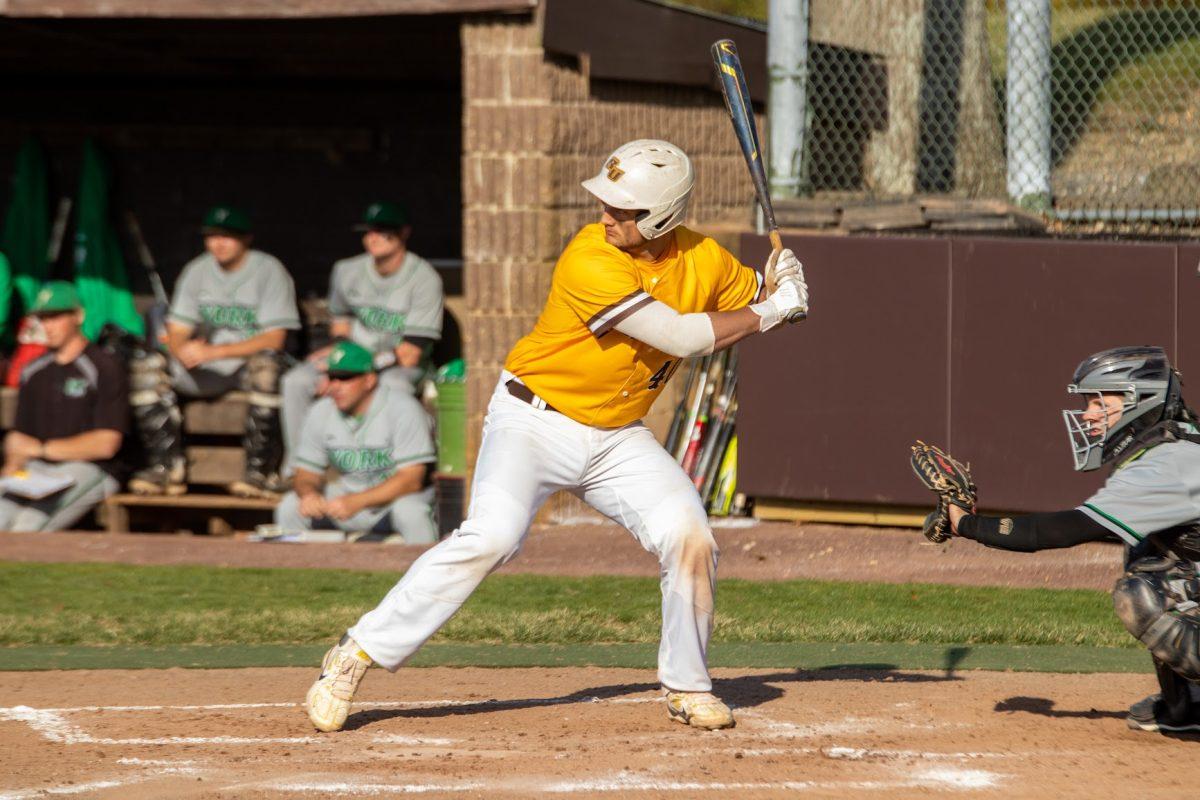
top-left (506, 379), bottom-right (557, 413)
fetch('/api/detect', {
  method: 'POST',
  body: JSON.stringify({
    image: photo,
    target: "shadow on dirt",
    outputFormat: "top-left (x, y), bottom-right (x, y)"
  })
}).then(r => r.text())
top-left (994, 695), bottom-right (1125, 720)
top-left (343, 665), bottom-right (960, 731)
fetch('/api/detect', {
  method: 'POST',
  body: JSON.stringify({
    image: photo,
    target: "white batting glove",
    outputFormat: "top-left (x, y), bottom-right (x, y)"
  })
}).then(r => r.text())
top-left (750, 274), bottom-right (808, 332)
top-left (766, 248), bottom-right (804, 283)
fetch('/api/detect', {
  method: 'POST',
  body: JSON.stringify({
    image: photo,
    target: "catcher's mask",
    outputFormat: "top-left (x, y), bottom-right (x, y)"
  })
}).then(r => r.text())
top-left (1062, 345), bottom-right (1183, 471)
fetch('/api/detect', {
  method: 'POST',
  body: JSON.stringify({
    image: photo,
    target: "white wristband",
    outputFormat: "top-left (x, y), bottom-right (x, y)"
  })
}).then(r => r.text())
top-left (749, 297), bottom-right (783, 332)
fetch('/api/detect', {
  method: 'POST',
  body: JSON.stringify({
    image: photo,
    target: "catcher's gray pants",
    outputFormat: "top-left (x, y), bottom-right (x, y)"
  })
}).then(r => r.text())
top-left (348, 374), bottom-right (719, 692)
top-left (280, 360), bottom-right (416, 475)
top-left (0, 460), bottom-right (119, 532)
top-left (274, 482), bottom-right (437, 544)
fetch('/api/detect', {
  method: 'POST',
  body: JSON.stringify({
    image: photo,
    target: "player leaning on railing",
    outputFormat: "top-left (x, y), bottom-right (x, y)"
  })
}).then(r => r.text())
top-left (912, 346), bottom-right (1200, 733)
top-left (304, 139), bottom-right (808, 733)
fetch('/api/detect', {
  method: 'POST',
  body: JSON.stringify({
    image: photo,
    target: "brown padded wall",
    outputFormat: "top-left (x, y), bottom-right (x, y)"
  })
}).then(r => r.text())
top-left (950, 238), bottom-right (1175, 512)
top-left (740, 233), bottom-right (1181, 513)
top-left (738, 234), bottom-right (951, 505)
top-left (1178, 244), bottom-right (1200, 388)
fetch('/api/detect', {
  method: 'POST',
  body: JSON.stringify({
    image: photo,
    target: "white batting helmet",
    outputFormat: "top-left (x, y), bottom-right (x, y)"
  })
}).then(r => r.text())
top-left (581, 139), bottom-right (694, 240)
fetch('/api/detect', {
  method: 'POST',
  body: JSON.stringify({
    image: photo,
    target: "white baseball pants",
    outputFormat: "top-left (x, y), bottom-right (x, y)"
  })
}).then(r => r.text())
top-left (349, 373), bottom-right (719, 691)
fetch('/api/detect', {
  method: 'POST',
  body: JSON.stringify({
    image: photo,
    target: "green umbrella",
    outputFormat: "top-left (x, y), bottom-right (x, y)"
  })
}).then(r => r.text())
top-left (73, 140), bottom-right (143, 340)
top-left (0, 137), bottom-right (51, 341)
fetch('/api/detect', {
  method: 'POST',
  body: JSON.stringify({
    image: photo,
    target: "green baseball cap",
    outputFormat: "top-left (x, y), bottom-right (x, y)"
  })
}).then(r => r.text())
top-left (354, 201), bottom-right (409, 232)
top-left (201, 205), bottom-right (253, 235)
top-left (29, 281), bottom-right (81, 315)
top-left (327, 341), bottom-right (375, 378)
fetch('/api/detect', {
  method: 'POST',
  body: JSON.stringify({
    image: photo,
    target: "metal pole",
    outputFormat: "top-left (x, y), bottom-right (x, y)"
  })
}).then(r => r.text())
top-left (1006, 0), bottom-right (1052, 211)
top-left (768, 0), bottom-right (810, 199)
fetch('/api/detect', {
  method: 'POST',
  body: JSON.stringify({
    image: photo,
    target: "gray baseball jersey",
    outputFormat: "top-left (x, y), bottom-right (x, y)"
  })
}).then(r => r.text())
top-left (293, 384), bottom-right (435, 493)
top-left (328, 251), bottom-right (444, 354)
top-left (169, 249), bottom-right (301, 375)
top-left (1078, 437), bottom-right (1200, 547)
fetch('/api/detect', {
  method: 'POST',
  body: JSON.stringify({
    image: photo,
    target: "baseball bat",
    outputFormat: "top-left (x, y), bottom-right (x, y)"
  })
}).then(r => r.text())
top-left (711, 38), bottom-right (806, 324)
top-left (665, 358), bottom-right (700, 453)
top-left (674, 354), bottom-right (712, 463)
top-left (124, 211), bottom-right (171, 348)
top-left (45, 197), bottom-right (72, 267)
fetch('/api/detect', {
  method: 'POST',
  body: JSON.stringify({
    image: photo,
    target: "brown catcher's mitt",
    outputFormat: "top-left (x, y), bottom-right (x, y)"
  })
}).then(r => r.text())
top-left (909, 441), bottom-right (977, 543)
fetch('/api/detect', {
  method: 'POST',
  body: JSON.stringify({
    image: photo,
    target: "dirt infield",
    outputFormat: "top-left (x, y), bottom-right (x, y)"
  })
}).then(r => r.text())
top-left (0, 665), bottom-right (1194, 799)
top-left (0, 519), bottom-right (1125, 589)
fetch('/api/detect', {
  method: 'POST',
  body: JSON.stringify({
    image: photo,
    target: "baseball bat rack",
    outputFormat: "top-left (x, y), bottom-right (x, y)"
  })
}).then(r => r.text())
top-left (664, 347), bottom-right (742, 516)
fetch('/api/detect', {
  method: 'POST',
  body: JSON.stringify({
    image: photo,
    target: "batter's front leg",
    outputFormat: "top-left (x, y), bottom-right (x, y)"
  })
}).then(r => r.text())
top-left (578, 426), bottom-right (719, 692)
top-left (577, 424), bottom-right (733, 730)
top-left (305, 383), bottom-right (586, 732)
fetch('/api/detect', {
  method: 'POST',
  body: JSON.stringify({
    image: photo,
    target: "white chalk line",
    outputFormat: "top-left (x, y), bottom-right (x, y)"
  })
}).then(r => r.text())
top-left (11, 695), bottom-right (661, 714)
top-left (250, 765), bottom-right (1002, 795)
top-left (0, 758), bottom-right (206, 799)
top-left (0, 706), bottom-right (454, 747)
top-left (654, 745), bottom-right (1013, 761)
top-left (0, 695), bottom-right (660, 748)
top-left (0, 699), bottom-right (1004, 796)
top-left (0, 779), bottom-right (130, 799)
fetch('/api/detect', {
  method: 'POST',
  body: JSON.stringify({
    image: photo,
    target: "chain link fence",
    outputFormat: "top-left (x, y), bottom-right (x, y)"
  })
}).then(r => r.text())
top-left (784, 0), bottom-right (1200, 227)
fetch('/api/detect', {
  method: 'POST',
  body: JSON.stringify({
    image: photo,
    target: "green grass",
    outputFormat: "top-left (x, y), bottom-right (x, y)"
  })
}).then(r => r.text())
top-left (0, 562), bottom-right (1132, 649)
top-left (0, 642), bottom-right (1154, 673)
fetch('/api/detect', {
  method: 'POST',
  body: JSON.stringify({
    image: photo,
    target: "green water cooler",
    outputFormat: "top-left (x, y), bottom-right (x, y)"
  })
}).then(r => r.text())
top-left (434, 360), bottom-right (466, 537)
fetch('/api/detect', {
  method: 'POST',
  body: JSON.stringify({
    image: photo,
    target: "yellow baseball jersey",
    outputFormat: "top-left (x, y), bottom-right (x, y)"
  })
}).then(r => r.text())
top-left (504, 223), bottom-right (760, 428)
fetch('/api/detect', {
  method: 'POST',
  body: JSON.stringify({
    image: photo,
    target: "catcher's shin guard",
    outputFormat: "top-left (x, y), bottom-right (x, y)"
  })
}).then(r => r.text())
top-left (306, 634), bottom-right (372, 732)
top-left (1113, 557), bottom-right (1200, 681)
top-left (229, 350), bottom-right (289, 498)
top-left (126, 349), bottom-right (186, 496)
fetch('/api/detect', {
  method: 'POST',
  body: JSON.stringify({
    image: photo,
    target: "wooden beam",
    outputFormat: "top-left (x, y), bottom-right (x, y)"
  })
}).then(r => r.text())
top-left (1, 0), bottom-right (535, 17)
top-left (104, 493), bottom-right (277, 510)
top-left (184, 395), bottom-right (249, 436)
top-left (753, 499), bottom-right (926, 528)
top-left (185, 446), bottom-right (244, 485)
top-left (0, 387), bottom-right (15, 430)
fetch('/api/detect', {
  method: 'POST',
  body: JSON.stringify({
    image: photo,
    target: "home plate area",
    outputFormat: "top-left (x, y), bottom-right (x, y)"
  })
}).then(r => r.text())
top-left (0, 666), bottom-right (1197, 799)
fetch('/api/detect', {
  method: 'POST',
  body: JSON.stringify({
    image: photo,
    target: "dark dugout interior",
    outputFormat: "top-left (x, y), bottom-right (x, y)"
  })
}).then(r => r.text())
top-left (0, 15), bottom-right (463, 300)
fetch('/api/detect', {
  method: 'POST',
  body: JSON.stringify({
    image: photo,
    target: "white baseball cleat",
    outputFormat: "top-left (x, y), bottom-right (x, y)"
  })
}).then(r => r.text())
top-left (305, 638), bottom-right (372, 732)
top-left (664, 690), bottom-right (735, 730)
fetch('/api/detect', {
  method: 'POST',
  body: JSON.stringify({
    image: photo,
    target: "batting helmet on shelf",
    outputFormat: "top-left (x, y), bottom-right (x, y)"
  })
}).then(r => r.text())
top-left (581, 139), bottom-right (694, 241)
top-left (1062, 345), bottom-right (1189, 471)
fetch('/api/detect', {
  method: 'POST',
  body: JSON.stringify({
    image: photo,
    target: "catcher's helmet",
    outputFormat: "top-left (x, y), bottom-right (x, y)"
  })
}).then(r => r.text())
top-left (581, 140), bottom-right (694, 241)
top-left (1062, 345), bottom-right (1186, 471)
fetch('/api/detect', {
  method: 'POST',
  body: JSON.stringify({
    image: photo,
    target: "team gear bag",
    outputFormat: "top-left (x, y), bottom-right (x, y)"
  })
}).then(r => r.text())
top-left (909, 441), bottom-right (977, 543)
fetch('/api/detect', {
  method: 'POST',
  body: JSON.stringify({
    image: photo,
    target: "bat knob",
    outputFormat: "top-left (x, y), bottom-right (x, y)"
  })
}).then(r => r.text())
top-left (786, 310), bottom-right (808, 324)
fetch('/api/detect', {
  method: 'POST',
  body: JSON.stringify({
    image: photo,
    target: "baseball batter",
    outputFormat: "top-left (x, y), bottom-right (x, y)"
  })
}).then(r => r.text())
top-left (919, 346), bottom-right (1200, 733)
top-left (281, 203), bottom-right (442, 474)
top-left (304, 140), bottom-right (809, 732)
top-left (275, 341), bottom-right (437, 543)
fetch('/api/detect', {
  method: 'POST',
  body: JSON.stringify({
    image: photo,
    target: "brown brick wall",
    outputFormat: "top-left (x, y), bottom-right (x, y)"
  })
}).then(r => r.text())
top-left (461, 14), bottom-right (754, 522)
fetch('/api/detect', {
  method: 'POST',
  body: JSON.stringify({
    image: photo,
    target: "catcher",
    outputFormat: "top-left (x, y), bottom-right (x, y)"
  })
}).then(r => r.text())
top-left (912, 345), bottom-right (1200, 734)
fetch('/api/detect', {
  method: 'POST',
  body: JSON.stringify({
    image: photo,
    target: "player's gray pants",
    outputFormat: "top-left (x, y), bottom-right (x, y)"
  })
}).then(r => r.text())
top-left (274, 483), bottom-right (437, 544)
top-left (349, 374), bottom-right (718, 692)
top-left (0, 460), bottom-right (119, 532)
top-left (170, 360), bottom-right (244, 398)
top-left (280, 360), bottom-right (417, 475)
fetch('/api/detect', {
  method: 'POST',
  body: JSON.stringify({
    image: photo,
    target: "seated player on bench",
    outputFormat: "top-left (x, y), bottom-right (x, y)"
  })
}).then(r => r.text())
top-left (917, 346), bottom-right (1200, 734)
top-left (280, 202), bottom-right (442, 476)
top-left (0, 282), bottom-right (127, 531)
top-left (126, 206), bottom-right (301, 499)
top-left (274, 341), bottom-right (437, 544)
